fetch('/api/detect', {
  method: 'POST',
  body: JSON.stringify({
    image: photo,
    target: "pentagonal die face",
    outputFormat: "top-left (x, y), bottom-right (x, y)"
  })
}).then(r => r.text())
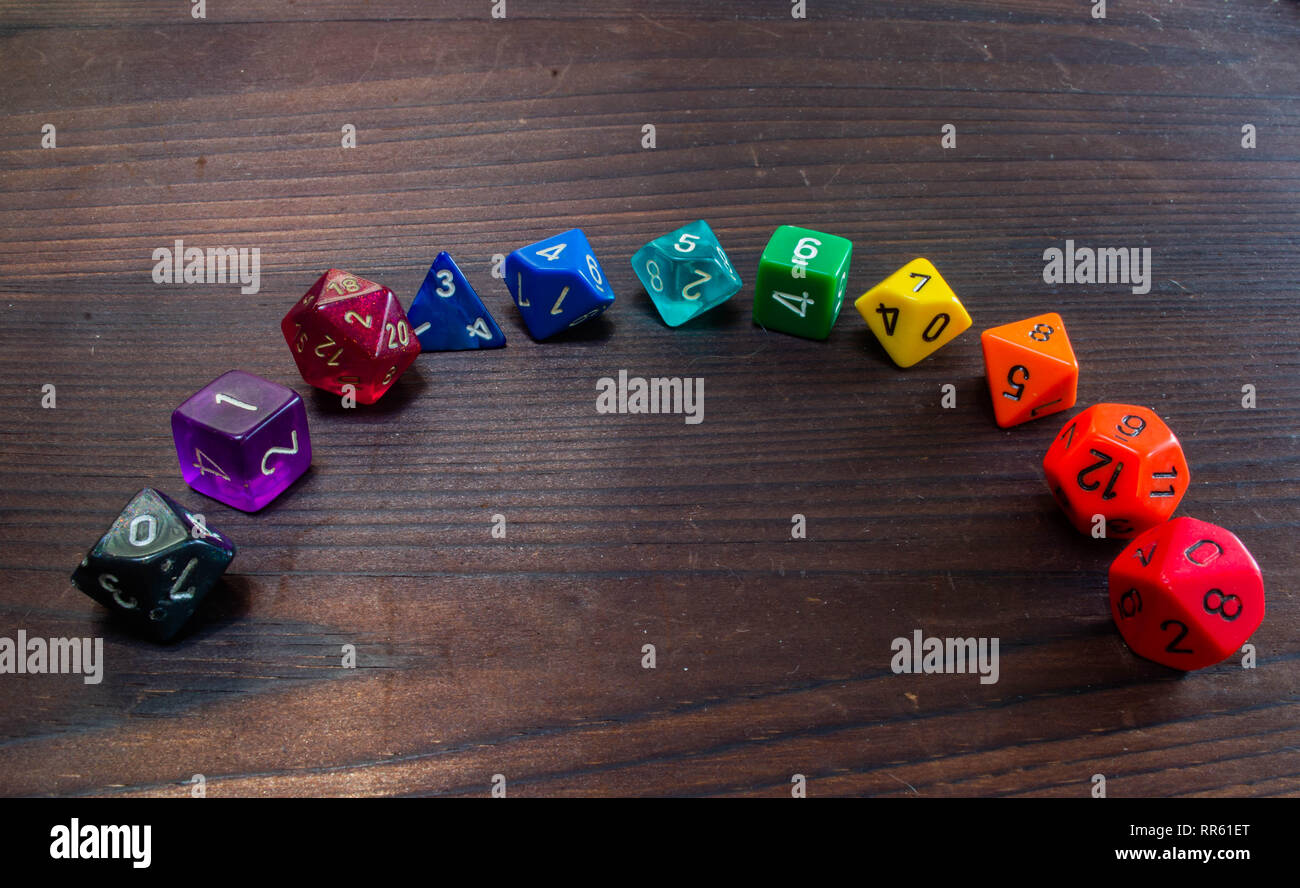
top-left (281, 270), bottom-right (419, 403)
top-left (70, 488), bottom-right (236, 641)
top-left (1043, 403), bottom-right (1189, 539)
top-left (1108, 517), bottom-right (1264, 670)
top-left (632, 220), bottom-right (742, 327)
top-left (172, 370), bottom-right (312, 512)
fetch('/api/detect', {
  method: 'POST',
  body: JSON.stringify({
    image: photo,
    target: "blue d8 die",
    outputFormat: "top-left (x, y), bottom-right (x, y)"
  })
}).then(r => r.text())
top-left (407, 252), bottom-right (506, 351)
top-left (505, 228), bottom-right (615, 340)
top-left (631, 220), bottom-right (742, 327)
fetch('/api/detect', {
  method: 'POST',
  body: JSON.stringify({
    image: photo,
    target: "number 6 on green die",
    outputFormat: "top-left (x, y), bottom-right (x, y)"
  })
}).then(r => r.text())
top-left (752, 225), bottom-right (852, 340)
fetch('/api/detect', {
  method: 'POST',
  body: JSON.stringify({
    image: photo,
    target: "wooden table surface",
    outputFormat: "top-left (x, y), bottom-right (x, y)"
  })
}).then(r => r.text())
top-left (1, 0), bottom-right (1297, 798)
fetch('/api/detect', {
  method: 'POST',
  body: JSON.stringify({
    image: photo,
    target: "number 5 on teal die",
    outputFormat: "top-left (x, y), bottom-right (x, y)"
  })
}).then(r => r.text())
top-left (631, 220), bottom-right (742, 327)
top-left (752, 225), bottom-right (852, 340)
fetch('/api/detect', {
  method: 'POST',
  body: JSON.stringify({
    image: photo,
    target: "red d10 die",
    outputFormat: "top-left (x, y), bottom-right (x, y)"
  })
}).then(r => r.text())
top-left (281, 269), bottom-right (420, 404)
top-left (1042, 403), bottom-right (1189, 539)
top-left (1109, 517), bottom-right (1264, 670)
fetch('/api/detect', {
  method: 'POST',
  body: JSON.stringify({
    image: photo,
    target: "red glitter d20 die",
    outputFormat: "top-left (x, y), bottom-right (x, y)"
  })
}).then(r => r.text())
top-left (281, 269), bottom-right (419, 404)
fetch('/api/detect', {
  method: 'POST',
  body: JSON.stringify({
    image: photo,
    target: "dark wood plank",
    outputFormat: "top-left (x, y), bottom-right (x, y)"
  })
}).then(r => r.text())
top-left (0, 0), bottom-right (1297, 797)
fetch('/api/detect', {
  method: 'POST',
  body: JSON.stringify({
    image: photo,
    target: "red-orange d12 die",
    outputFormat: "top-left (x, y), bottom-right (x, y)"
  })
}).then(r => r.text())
top-left (281, 269), bottom-right (420, 405)
top-left (1108, 517), bottom-right (1264, 670)
top-left (1042, 403), bottom-right (1189, 539)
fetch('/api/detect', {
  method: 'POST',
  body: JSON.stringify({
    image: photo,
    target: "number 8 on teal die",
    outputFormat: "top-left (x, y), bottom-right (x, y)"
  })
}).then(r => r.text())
top-left (632, 220), bottom-right (742, 327)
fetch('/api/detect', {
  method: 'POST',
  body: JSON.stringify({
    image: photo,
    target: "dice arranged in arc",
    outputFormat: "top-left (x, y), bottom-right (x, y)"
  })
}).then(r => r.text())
top-left (67, 221), bottom-right (1265, 669)
top-left (70, 488), bottom-right (236, 641)
top-left (506, 228), bottom-right (616, 340)
top-left (172, 370), bottom-right (312, 512)
top-left (1108, 517), bottom-right (1265, 670)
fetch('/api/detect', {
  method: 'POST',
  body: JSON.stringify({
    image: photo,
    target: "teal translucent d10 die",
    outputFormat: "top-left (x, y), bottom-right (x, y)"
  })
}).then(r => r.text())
top-left (631, 220), bottom-right (742, 327)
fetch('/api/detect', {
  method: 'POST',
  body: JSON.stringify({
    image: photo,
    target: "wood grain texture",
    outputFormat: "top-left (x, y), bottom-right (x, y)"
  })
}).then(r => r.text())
top-left (0, 0), bottom-right (1297, 797)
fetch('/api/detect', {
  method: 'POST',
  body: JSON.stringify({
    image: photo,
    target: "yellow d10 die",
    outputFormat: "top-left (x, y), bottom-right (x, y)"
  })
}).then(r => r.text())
top-left (855, 259), bottom-right (972, 367)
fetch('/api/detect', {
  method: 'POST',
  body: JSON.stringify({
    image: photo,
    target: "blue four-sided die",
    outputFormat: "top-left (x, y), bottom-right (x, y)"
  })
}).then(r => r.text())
top-left (505, 228), bottom-right (615, 340)
top-left (631, 220), bottom-right (742, 327)
top-left (407, 252), bottom-right (506, 351)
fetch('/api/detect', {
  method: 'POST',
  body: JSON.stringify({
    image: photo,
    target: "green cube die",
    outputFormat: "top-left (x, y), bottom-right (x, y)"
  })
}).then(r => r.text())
top-left (752, 225), bottom-right (852, 340)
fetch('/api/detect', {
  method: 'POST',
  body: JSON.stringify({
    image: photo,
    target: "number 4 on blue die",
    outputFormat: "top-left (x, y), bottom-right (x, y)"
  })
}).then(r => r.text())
top-left (407, 252), bottom-right (506, 351)
top-left (505, 228), bottom-right (615, 341)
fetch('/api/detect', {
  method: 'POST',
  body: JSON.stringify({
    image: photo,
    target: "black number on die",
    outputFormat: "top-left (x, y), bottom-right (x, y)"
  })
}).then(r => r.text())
top-left (1003, 365), bottom-right (1029, 401)
top-left (1077, 449), bottom-right (1123, 500)
top-left (1161, 620), bottom-right (1194, 655)
top-left (1118, 588), bottom-right (1143, 618)
top-left (1203, 589), bottom-right (1242, 622)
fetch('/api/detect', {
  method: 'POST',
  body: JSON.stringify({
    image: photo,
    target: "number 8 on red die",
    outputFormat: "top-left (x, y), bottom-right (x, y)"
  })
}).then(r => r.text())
top-left (1108, 517), bottom-right (1265, 670)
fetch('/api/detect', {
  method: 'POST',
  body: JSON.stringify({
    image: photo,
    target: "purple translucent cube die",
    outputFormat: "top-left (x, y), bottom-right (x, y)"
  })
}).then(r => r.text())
top-left (171, 370), bottom-right (311, 512)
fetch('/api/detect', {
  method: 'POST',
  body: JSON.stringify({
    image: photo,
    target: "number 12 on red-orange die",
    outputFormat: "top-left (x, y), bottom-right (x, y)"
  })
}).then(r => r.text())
top-left (1043, 403), bottom-right (1189, 539)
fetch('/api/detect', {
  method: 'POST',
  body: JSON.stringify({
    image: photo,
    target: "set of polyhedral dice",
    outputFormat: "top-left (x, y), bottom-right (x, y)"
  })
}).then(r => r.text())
top-left (70, 221), bottom-right (1264, 669)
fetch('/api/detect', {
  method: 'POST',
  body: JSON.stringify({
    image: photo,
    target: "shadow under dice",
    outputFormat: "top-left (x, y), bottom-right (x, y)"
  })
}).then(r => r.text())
top-left (281, 269), bottom-right (420, 403)
top-left (172, 370), bottom-right (312, 512)
top-left (505, 228), bottom-right (615, 340)
top-left (70, 488), bottom-right (236, 641)
top-left (631, 220), bottom-right (742, 327)
top-left (1109, 517), bottom-right (1264, 670)
top-left (752, 225), bottom-right (852, 340)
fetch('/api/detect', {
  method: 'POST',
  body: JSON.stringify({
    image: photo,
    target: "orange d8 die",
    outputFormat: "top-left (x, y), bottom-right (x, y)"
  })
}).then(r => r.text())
top-left (282, 269), bottom-right (420, 405)
top-left (980, 312), bottom-right (1078, 427)
top-left (1109, 517), bottom-right (1264, 670)
top-left (1042, 403), bottom-right (1189, 539)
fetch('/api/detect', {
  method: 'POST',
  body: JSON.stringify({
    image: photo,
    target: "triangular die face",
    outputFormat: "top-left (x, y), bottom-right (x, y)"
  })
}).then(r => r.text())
top-left (888, 258), bottom-right (945, 299)
top-left (409, 252), bottom-right (506, 351)
top-left (985, 334), bottom-right (1077, 427)
top-left (99, 488), bottom-right (189, 559)
top-left (984, 312), bottom-right (1076, 368)
top-left (1002, 366), bottom-right (1075, 426)
top-left (1025, 370), bottom-right (1077, 422)
top-left (329, 289), bottom-right (392, 357)
top-left (520, 228), bottom-right (593, 274)
top-left (314, 269), bottom-right (384, 307)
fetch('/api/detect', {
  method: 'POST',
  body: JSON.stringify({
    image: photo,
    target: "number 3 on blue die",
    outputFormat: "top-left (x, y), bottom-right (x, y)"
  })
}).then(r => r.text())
top-left (406, 252), bottom-right (506, 351)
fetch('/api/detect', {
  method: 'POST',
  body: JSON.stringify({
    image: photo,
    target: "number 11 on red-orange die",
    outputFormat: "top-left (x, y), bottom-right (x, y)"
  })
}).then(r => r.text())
top-left (281, 269), bottom-right (420, 404)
